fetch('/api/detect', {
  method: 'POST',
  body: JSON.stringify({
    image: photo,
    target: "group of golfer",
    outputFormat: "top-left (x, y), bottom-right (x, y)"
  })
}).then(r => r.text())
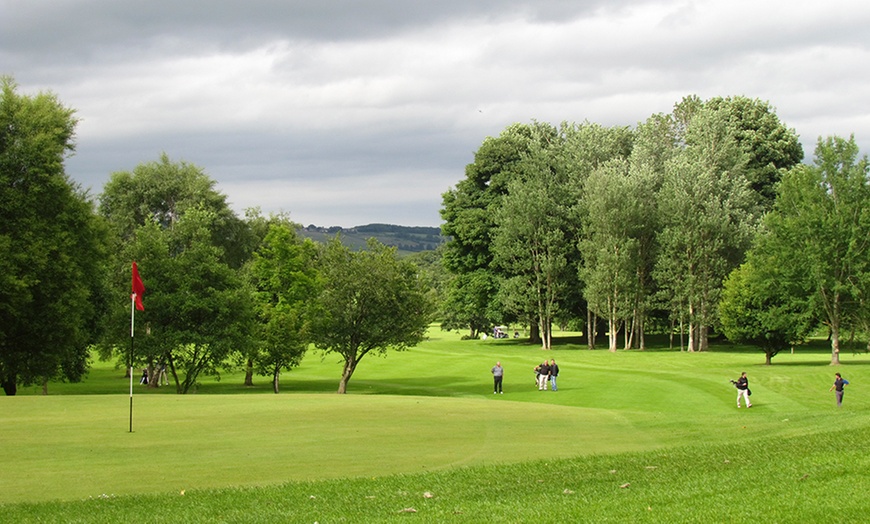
top-left (492, 362), bottom-right (849, 407)
top-left (534, 359), bottom-right (559, 391)
top-left (489, 359), bottom-right (559, 394)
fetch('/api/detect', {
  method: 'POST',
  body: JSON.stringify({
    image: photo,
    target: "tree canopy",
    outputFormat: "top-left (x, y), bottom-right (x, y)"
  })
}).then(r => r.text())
top-left (756, 136), bottom-right (870, 364)
top-left (0, 78), bottom-right (109, 395)
top-left (247, 216), bottom-right (320, 393)
top-left (99, 156), bottom-right (256, 393)
top-left (439, 95), bottom-right (811, 356)
top-left (312, 238), bottom-right (434, 393)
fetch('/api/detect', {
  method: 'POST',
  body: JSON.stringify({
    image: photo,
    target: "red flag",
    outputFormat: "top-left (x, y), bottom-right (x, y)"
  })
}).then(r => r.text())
top-left (132, 262), bottom-right (145, 311)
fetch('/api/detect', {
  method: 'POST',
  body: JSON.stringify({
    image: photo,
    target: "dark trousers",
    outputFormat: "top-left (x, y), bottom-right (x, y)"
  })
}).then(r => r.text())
top-left (493, 376), bottom-right (503, 393)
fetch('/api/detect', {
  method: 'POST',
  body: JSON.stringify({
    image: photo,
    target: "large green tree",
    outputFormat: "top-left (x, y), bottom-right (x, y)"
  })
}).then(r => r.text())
top-left (99, 156), bottom-right (256, 393)
top-left (440, 123), bottom-right (554, 338)
top-left (100, 153), bottom-right (255, 268)
top-left (0, 78), bottom-right (109, 395)
top-left (719, 255), bottom-right (815, 365)
top-left (439, 269), bottom-right (503, 338)
top-left (761, 136), bottom-right (870, 365)
top-left (563, 122), bottom-right (636, 348)
top-left (312, 238), bottom-right (433, 394)
top-left (704, 96), bottom-right (804, 208)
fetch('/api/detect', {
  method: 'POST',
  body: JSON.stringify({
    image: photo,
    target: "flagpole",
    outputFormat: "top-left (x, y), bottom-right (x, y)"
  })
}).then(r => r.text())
top-left (129, 261), bottom-right (145, 433)
top-left (129, 293), bottom-right (135, 433)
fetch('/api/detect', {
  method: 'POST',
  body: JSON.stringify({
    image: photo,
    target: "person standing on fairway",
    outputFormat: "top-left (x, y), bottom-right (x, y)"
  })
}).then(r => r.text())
top-left (537, 360), bottom-right (550, 390)
top-left (734, 372), bottom-right (751, 408)
top-left (829, 372), bottom-right (849, 407)
top-left (491, 361), bottom-right (504, 394)
top-left (548, 359), bottom-right (559, 391)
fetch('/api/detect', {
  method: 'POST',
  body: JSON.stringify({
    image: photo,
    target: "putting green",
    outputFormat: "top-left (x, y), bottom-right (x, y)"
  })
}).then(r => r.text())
top-left (0, 393), bottom-right (663, 503)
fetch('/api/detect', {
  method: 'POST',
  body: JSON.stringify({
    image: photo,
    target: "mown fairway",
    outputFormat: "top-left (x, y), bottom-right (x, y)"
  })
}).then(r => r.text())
top-left (2, 328), bottom-right (868, 521)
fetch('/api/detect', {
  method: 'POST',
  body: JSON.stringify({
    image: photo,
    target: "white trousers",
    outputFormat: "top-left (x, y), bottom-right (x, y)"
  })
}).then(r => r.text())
top-left (737, 389), bottom-right (751, 407)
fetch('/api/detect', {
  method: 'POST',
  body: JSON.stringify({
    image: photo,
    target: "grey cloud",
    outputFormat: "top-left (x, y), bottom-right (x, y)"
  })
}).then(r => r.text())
top-left (5, 0), bottom-right (870, 227)
top-left (65, 122), bottom-right (478, 218)
top-left (2, 0), bottom-right (638, 59)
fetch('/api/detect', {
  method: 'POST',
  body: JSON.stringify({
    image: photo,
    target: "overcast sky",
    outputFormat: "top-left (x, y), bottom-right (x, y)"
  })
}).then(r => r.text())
top-left (3, 0), bottom-right (869, 227)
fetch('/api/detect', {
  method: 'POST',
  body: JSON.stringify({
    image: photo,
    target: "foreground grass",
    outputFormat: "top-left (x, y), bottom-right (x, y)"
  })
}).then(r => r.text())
top-left (5, 426), bottom-right (869, 523)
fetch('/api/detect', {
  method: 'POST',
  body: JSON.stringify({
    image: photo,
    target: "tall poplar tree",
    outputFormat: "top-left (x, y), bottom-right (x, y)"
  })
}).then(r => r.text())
top-left (655, 106), bottom-right (757, 351)
top-left (580, 157), bottom-right (656, 351)
top-left (247, 218), bottom-right (319, 393)
top-left (493, 133), bottom-right (573, 350)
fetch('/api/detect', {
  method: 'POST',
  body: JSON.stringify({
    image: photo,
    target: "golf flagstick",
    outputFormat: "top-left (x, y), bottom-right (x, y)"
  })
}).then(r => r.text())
top-left (130, 262), bottom-right (145, 433)
top-left (129, 292), bottom-right (135, 432)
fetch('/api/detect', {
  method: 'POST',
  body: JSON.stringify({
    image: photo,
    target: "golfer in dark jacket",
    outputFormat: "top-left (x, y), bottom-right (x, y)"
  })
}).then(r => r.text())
top-left (735, 372), bottom-right (751, 408)
top-left (829, 372), bottom-right (849, 407)
top-left (549, 359), bottom-right (559, 391)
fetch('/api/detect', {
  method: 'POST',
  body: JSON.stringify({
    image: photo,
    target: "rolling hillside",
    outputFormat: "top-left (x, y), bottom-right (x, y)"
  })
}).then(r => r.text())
top-left (299, 223), bottom-right (446, 254)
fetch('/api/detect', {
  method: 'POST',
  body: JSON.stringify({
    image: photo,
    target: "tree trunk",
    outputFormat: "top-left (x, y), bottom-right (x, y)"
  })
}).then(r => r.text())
top-left (686, 301), bottom-right (698, 353)
top-left (830, 294), bottom-right (841, 365)
top-left (245, 358), bottom-right (254, 387)
top-left (681, 316), bottom-right (687, 351)
top-left (624, 316), bottom-right (634, 350)
top-left (638, 317), bottom-right (646, 350)
top-left (2, 377), bottom-right (16, 396)
top-left (272, 366), bottom-right (280, 394)
top-left (586, 309), bottom-right (594, 349)
top-left (608, 317), bottom-right (618, 352)
top-left (338, 361), bottom-right (356, 394)
top-left (167, 354), bottom-right (183, 394)
top-left (831, 324), bottom-right (841, 365)
top-left (529, 322), bottom-right (541, 345)
top-left (147, 362), bottom-right (160, 388)
top-left (686, 320), bottom-right (698, 353)
top-left (42, 379), bottom-right (48, 395)
top-left (540, 316), bottom-right (551, 350)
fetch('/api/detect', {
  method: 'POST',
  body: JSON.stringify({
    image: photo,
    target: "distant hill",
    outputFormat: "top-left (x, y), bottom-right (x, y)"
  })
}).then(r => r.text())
top-left (299, 223), bottom-right (446, 254)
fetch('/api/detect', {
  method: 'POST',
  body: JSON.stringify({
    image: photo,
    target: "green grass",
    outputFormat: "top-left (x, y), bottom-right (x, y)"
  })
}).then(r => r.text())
top-left (2, 327), bottom-right (868, 522)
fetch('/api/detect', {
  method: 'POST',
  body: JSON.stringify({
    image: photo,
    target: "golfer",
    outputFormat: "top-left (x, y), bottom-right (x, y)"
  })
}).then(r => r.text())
top-left (548, 359), bottom-right (559, 391)
top-left (735, 372), bottom-right (751, 408)
top-left (491, 361), bottom-right (504, 394)
top-left (829, 372), bottom-right (849, 407)
top-left (537, 360), bottom-right (550, 390)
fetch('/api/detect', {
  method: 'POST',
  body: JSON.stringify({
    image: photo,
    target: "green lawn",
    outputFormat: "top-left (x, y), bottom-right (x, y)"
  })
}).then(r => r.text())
top-left (2, 328), bottom-right (868, 521)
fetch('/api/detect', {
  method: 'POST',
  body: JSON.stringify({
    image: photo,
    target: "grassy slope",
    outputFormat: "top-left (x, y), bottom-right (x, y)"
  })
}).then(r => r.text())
top-left (2, 329), bottom-right (868, 521)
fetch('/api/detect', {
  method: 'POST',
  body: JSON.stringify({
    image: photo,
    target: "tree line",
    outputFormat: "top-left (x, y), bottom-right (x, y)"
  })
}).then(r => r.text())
top-left (440, 95), bottom-right (870, 365)
top-left (3, 77), bottom-right (868, 396)
top-left (0, 78), bottom-right (432, 396)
